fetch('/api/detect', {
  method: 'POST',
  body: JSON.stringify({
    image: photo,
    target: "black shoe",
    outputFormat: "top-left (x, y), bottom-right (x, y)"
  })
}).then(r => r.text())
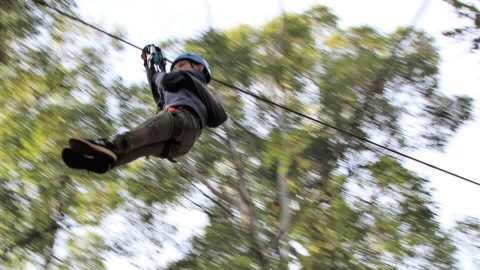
top-left (68, 138), bottom-right (117, 169)
top-left (61, 148), bottom-right (111, 174)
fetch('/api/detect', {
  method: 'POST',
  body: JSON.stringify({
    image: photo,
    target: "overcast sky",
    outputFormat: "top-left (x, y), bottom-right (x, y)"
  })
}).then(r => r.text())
top-left (76, 0), bottom-right (480, 268)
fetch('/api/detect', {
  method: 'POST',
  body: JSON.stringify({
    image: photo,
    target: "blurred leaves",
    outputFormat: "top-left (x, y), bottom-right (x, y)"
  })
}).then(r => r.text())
top-left (0, 2), bottom-right (476, 270)
top-left (442, 0), bottom-right (480, 50)
top-left (454, 217), bottom-right (480, 268)
top-left (171, 4), bottom-right (474, 270)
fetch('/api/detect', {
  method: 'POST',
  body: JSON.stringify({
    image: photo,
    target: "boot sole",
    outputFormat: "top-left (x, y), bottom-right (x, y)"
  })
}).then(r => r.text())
top-left (68, 138), bottom-right (117, 165)
top-left (61, 148), bottom-right (110, 174)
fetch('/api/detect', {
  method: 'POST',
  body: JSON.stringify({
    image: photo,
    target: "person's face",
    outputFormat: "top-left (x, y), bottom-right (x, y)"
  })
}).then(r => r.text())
top-left (173, 60), bottom-right (204, 72)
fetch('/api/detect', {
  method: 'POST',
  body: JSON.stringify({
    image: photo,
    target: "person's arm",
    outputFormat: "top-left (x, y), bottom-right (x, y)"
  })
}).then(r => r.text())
top-left (182, 71), bottom-right (228, 128)
top-left (153, 72), bottom-right (166, 109)
top-left (160, 69), bottom-right (228, 127)
top-left (142, 49), bottom-right (165, 109)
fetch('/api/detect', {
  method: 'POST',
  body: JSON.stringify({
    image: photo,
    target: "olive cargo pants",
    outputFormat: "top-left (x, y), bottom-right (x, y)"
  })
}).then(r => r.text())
top-left (111, 107), bottom-right (202, 166)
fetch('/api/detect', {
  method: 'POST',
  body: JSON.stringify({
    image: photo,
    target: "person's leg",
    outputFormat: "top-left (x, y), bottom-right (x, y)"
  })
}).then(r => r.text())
top-left (63, 108), bottom-right (202, 173)
top-left (65, 110), bottom-right (179, 172)
top-left (112, 110), bottom-right (176, 154)
top-left (169, 108), bottom-right (203, 158)
top-left (114, 141), bottom-right (165, 166)
top-left (116, 108), bottom-right (201, 165)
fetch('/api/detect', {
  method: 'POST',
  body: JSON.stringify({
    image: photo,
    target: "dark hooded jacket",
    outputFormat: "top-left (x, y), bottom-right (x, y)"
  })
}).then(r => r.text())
top-left (154, 69), bottom-right (228, 128)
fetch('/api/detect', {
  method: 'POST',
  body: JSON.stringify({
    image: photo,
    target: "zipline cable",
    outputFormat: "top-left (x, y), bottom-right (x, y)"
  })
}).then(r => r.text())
top-left (32, 0), bottom-right (142, 50)
top-left (31, 0), bottom-right (480, 187)
top-left (210, 78), bottom-right (479, 186)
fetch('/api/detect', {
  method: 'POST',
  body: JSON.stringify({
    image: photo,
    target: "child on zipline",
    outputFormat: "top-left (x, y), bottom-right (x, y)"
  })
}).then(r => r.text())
top-left (62, 48), bottom-right (227, 173)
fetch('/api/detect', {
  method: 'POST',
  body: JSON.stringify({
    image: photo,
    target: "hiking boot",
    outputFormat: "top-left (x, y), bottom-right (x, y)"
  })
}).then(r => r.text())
top-left (62, 148), bottom-right (111, 174)
top-left (68, 138), bottom-right (117, 169)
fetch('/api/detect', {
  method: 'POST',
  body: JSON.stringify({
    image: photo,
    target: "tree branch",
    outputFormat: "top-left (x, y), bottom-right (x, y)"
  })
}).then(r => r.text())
top-left (191, 184), bottom-right (234, 217)
top-left (224, 120), bottom-right (270, 269)
top-left (1, 175), bottom-right (71, 264)
top-left (272, 82), bottom-right (292, 266)
top-left (188, 162), bottom-right (248, 214)
top-left (1, 220), bottom-right (60, 262)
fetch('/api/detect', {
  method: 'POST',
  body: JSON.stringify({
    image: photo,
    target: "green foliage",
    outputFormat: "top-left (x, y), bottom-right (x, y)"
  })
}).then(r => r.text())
top-left (442, 0), bottom-right (480, 50)
top-left (0, 2), bottom-right (475, 270)
top-left (454, 217), bottom-right (480, 268)
top-left (1, 1), bottom-right (139, 268)
top-left (171, 4), bottom-right (473, 270)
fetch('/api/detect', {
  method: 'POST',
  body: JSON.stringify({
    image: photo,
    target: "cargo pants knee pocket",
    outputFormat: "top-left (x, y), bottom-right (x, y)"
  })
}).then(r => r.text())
top-left (168, 110), bottom-right (202, 158)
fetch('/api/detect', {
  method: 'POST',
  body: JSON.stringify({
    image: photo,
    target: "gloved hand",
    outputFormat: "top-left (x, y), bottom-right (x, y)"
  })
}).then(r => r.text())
top-left (142, 44), bottom-right (166, 72)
